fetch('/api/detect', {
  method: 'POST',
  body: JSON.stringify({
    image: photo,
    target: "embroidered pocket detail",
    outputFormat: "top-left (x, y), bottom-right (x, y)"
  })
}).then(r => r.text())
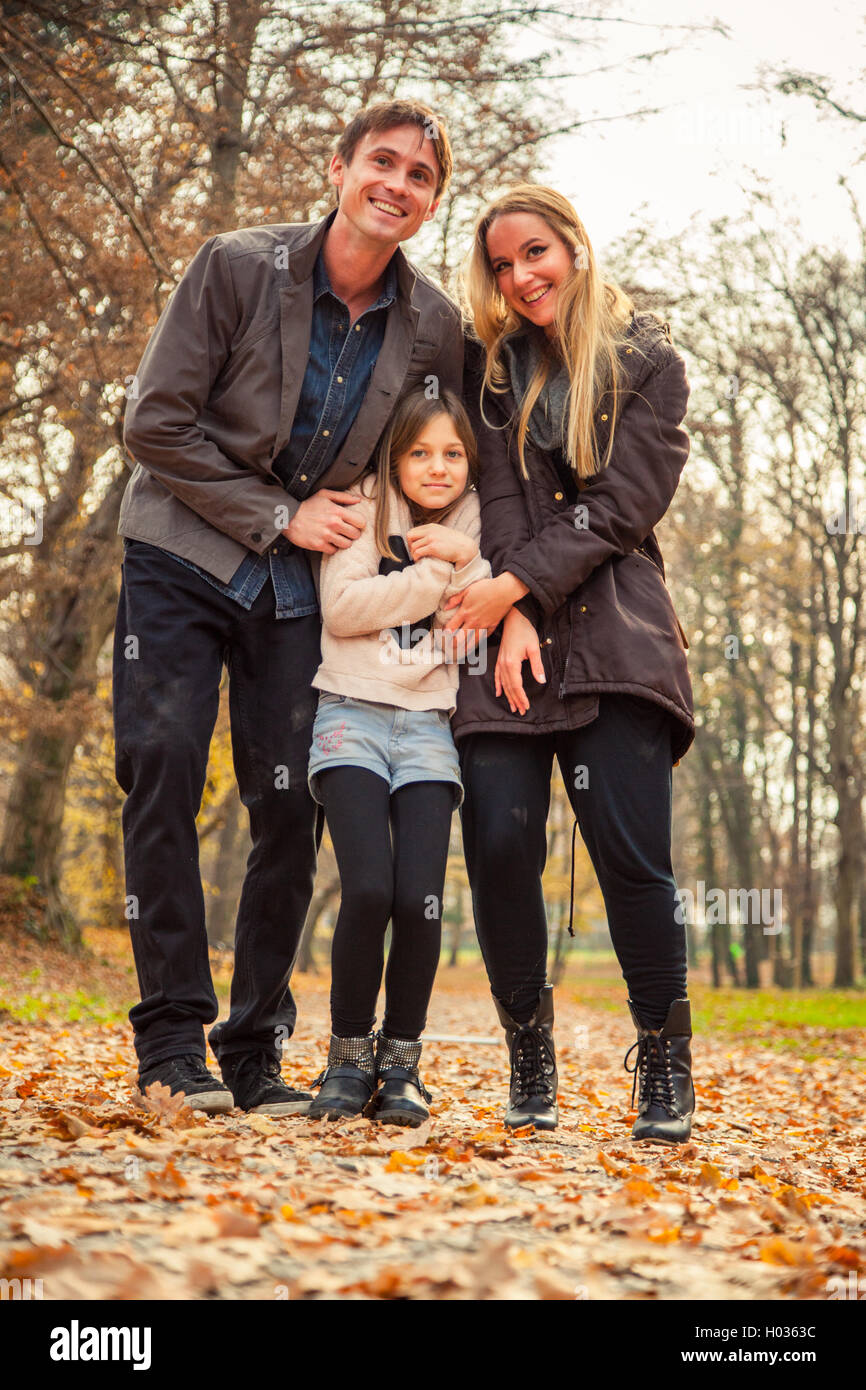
top-left (314, 721), bottom-right (346, 754)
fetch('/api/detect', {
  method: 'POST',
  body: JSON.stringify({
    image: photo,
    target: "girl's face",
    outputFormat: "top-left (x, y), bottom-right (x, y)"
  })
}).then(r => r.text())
top-left (485, 211), bottom-right (575, 338)
top-left (396, 410), bottom-right (469, 510)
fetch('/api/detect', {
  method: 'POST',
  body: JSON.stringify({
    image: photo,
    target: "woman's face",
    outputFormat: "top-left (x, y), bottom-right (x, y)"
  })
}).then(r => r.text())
top-left (396, 411), bottom-right (469, 510)
top-left (485, 211), bottom-right (575, 338)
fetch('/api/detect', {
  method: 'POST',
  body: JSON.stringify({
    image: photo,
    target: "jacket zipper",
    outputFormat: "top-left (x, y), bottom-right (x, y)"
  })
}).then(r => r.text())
top-left (558, 605), bottom-right (572, 699)
top-left (559, 659), bottom-right (570, 701)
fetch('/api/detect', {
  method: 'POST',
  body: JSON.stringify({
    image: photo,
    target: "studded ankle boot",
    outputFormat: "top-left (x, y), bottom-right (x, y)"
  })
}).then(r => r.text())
top-left (624, 998), bottom-right (695, 1144)
top-left (494, 984), bottom-right (558, 1131)
top-left (366, 1033), bottom-right (432, 1128)
top-left (309, 1033), bottom-right (376, 1120)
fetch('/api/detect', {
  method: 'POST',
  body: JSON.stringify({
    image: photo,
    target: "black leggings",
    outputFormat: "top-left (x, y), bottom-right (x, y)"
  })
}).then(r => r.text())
top-left (458, 694), bottom-right (688, 1029)
top-left (317, 768), bottom-right (454, 1040)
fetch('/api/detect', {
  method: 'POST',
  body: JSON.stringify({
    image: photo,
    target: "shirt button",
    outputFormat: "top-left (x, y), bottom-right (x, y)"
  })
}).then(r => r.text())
top-left (626, 347), bottom-right (634, 353)
top-left (300, 474), bottom-right (307, 481)
top-left (271, 547), bottom-right (279, 555)
top-left (601, 413), bottom-right (608, 421)
top-left (251, 531), bottom-right (262, 542)
top-left (554, 491), bottom-right (564, 501)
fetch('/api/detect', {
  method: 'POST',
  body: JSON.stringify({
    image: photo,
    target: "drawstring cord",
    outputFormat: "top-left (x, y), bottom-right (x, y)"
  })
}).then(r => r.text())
top-left (568, 818), bottom-right (577, 937)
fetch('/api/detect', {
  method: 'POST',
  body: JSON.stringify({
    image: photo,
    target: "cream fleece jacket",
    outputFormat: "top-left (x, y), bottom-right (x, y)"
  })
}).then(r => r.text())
top-left (312, 479), bottom-right (491, 712)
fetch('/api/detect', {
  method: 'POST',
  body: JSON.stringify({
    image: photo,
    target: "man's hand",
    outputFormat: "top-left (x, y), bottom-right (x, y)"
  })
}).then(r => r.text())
top-left (285, 489), bottom-right (366, 554)
top-left (495, 608), bottom-right (546, 715)
top-left (407, 523), bottom-right (477, 568)
top-left (444, 572), bottom-right (529, 633)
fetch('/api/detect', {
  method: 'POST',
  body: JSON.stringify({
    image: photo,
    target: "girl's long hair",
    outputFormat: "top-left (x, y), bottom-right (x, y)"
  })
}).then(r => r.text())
top-left (459, 183), bottom-right (636, 480)
top-left (365, 387), bottom-right (479, 560)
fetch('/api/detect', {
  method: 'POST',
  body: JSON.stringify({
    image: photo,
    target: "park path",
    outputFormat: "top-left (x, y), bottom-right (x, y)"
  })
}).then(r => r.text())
top-left (1, 968), bottom-right (864, 1300)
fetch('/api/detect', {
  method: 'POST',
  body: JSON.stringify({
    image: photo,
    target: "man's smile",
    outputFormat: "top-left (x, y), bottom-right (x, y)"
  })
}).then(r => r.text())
top-left (369, 197), bottom-right (408, 218)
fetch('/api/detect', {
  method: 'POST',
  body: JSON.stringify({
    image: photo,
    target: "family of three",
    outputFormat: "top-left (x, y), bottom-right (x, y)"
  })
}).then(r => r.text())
top-left (115, 98), bottom-right (696, 1145)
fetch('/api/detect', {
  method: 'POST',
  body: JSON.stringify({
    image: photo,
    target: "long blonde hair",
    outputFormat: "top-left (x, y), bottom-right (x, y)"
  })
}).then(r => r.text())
top-left (364, 387), bottom-right (480, 561)
top-left (460, 184), bottom-right (636, 480)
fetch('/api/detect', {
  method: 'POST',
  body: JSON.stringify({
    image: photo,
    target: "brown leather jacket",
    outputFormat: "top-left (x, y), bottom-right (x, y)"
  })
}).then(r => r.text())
top-left (452, 312), bottom-right (695, 763)
top-left (119, 210), bottom-right (463, 583)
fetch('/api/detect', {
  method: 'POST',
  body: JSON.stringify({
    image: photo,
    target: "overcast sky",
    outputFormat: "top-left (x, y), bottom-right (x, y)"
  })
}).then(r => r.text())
top-left (518, 0), bottom-right (866, 259)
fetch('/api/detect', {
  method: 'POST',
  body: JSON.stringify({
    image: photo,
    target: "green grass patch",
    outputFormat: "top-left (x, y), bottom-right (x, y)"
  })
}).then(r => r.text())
top-left (689, 987), bottom-right (866, 1033)
top-left (0, 983), bottom-right (127, 1025)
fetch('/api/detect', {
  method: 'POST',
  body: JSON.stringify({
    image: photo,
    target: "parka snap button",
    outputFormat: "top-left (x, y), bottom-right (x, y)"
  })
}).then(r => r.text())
top-left (601, 413), bottom-right (608, 421)
top-left (580, 605), bottom-right (587, 613)
top-left (554, 491), bottom-right (564, 501)
top-left (626, 347), bottom-right (633, 353)
top-left (300, 474), bottom-right (307, 481)
top-left (544, 637), bottom-right (553, 646)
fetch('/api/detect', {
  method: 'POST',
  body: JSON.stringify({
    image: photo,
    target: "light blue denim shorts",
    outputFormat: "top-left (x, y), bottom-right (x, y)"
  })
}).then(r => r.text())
top-left (308, 693), bottom-right (463, 806)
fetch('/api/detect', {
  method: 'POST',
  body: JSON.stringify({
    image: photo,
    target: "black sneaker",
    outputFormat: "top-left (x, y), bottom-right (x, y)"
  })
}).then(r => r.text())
top-left (221, 1050), bottom-right (312, 1116)
top-left (137, 1054), bottom-right (233, 1115)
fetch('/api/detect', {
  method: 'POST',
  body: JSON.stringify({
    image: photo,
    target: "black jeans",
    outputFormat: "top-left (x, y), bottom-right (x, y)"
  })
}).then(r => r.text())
top-left (113, 540), bottom-right (323, 1069)
top-left (458, 694), bottom-right (687, 1028)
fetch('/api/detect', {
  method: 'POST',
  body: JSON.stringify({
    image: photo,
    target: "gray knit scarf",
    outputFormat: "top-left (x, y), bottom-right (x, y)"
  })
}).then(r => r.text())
top-left (500, 328), bottom-right (570, 453)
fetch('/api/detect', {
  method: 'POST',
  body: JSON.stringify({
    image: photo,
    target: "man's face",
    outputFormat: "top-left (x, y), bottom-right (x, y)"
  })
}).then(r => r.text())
top-left (329, 124), bottom-right (441, 247)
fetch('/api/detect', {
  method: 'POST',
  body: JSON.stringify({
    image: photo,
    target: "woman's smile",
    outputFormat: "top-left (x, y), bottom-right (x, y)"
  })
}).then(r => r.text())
top-left (485, 211), bottom-right (575, 335)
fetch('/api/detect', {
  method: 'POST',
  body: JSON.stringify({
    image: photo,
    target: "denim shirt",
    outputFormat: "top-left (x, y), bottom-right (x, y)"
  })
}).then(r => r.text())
top-left (165, 246), bottom-right (397, 619)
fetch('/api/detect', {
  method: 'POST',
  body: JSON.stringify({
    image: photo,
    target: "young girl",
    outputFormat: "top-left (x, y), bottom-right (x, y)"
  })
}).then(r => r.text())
top-left (307, 387), bottom-right (490, 1127)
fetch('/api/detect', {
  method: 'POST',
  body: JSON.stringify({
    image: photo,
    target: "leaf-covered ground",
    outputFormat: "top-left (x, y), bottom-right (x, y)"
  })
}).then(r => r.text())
top-left (1, 925), bottom-right (864, 1301)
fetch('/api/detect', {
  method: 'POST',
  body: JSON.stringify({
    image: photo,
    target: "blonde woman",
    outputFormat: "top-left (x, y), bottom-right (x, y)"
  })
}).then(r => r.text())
top-left (446, 185), bottom-right (696, 1142)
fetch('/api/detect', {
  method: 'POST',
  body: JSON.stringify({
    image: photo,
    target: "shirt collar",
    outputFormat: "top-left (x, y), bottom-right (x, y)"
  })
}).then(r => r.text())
top-left (312, 244), bottom-right (398, 312)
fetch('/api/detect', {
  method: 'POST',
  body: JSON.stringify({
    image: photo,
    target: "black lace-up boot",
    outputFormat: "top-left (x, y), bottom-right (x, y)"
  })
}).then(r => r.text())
top-left (494, 985), bottom-right (558, 1131)
top-left (366, 1034), bottom-right (432, 1127)
top-left (308, 1033), bottom-right (377, 1121)
top-left (624, 998), bottom-right (695, 1144)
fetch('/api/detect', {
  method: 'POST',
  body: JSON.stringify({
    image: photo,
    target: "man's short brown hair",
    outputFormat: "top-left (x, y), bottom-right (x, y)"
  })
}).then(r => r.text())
top-left (334, 99), bottom-right (452, 201)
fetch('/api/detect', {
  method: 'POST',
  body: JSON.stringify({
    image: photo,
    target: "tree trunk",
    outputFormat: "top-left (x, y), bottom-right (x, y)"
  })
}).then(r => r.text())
top-left (0, 482), bottom-right (124, 944)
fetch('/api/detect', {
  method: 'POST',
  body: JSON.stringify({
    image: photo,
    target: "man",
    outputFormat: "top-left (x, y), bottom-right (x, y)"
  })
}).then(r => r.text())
top-left (114, 99), bottom-right (462, 1116)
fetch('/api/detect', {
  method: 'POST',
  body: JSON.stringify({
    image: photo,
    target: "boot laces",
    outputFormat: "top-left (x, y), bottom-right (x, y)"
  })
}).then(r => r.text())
top-left (512, 1026), bottom-right (556, 1104)
top-left (623, 1033), bottom-right (677, 1116)
top-left (175, 1055), bottom-right (214, 1084)
top-left (232, 1050), bottom-right (281, 1089)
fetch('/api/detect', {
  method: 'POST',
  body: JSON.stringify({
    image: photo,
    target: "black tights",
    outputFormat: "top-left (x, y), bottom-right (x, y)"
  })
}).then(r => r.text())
top-left (459, 694), bottom-right (688, 1029)
top-left (317, 768), bottom-right (454, 1040)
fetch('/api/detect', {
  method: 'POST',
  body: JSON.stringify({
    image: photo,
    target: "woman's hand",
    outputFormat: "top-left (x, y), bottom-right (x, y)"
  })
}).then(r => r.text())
top-left (444, 572), bottom-right (529, 633)
top-left (495, 608), bottom-right (547, 715)
top-left (407, 523), bottom-right (477, 568)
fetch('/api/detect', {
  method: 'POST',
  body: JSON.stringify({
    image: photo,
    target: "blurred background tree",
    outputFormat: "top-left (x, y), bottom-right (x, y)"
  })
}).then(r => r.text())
top-left (1, 1), bottom-right (860, 990)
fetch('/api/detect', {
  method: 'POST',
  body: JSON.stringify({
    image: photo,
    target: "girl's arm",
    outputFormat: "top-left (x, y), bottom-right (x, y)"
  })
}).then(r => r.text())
top-left (319, 498), bottom-right (456, 637)
top-left (433, 497), bottom-right (491, 626)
